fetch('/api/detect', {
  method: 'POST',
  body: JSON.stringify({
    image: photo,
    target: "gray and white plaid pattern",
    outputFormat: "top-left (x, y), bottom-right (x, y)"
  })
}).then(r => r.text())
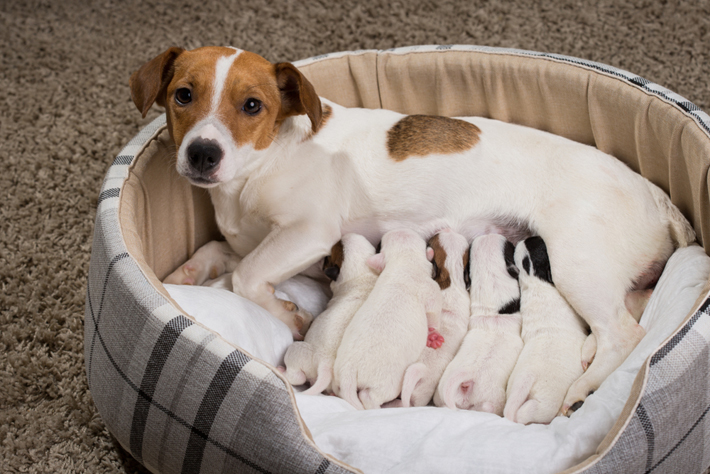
top-left (86, 46), bottom-right (710, 474)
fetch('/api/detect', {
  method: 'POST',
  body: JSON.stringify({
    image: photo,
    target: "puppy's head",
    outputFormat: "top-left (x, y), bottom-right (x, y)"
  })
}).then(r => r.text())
top-left (469, 234), bottom-right (520, 313)
top-left (324, 233), bottom-right (377, 284)
top-left (129, 46), bottom-right (322, 187)
top-left (427, 228), bottom-right (470, 291)
top-left (514, 236), bottom-right (553, 285)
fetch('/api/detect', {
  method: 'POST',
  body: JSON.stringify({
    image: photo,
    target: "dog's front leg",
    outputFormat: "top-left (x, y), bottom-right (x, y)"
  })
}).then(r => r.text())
top-left (231, 222), bottom-right (340, 340)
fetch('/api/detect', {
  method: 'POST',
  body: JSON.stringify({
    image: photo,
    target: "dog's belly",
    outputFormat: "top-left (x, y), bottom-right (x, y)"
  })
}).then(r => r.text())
top-left (342, 214), bottom-right (532, 246)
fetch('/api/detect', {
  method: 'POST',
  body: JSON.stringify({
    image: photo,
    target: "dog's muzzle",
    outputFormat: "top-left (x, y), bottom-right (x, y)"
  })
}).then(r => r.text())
top-left (187, 138), bottom-right (223, 176)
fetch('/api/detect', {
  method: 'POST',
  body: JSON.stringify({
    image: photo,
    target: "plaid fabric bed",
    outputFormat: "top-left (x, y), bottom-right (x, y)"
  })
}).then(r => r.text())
top-left (86, 46), bottom-right (710, 474)
top-left (85, 115), bottom-right (354, 474)
top-left (582, 298), bottom-right (710, 473)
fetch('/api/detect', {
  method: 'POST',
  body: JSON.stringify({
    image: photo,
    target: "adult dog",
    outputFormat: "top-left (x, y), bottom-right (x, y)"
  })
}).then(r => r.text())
top-left (130, 46), bottom-right (694, 412)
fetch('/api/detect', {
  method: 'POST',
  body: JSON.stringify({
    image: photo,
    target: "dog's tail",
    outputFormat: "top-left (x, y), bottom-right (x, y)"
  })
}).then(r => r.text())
top-left (646, 180), bottom-right (695, 247)
top-left (503, 373), bottom-right (535, 423)
top-left (400, 362), bottom-right (427, 408)
top-left (302, 362), bottom-right (333, 395)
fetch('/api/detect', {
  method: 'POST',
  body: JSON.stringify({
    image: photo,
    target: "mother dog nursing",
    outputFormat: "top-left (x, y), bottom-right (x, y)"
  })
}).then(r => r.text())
top-left (129, 46), bottom-right (695, 413)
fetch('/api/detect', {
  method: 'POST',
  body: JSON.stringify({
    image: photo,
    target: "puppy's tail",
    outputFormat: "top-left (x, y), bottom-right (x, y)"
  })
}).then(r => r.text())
top-left (400, 362), bottom-right (427, 408)
top-left (338, 372), bottom-right (365, 410)
top-left (504, 373), bottom-right (535, 423)
top-left (439, 369), bottom-right (475, 410)
top-left (302, 362), bottom-right (333, 395)
top-left (646, 180), bottom-right (695, 247)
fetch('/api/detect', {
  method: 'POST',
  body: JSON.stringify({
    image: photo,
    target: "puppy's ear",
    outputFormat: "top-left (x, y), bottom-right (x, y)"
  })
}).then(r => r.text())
top-left (130, 47), bottom-right (185, 118)
top-left (504, 240), bottom-right (519, 279)
top-left (274, 62), bottom-right (323, 133)
top-left (322, 256), bottom-right (341, 281)
top-left (366, 253), bottom-right (386, 273)
top-left (463, 246), bottom-right (471, 291)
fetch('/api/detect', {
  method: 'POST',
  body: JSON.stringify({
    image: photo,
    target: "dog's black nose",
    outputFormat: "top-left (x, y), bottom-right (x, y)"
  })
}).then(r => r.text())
top-left (187, 138), bottom-right (223, 173)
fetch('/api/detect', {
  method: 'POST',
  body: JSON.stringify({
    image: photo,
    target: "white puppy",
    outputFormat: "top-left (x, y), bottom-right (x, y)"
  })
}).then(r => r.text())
top-left (504, 237), bottom-right (588, 425)
top-left (281, 234), bottom-right (378, 394)
top-left (400, 229), bottom-right (471, 407)
top-left (134, 46), bottom-right (695, 408)
top-left (332, 229), bottom-right (443, 410)
top-left (434, 234), bottom-right (523, 415)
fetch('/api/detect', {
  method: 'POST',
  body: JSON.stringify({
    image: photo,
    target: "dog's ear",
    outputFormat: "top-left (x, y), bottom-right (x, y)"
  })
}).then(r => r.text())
top-left (366, 253), bottom-right (386, 273)
top-left (274, 62), bottom-right (323, 133)
top-left (130, 47), bottom-right (185, 118)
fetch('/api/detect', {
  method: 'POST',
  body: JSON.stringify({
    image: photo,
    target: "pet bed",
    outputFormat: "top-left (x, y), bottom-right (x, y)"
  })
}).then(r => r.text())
top-left (85, 45), bottom-right (710, 474)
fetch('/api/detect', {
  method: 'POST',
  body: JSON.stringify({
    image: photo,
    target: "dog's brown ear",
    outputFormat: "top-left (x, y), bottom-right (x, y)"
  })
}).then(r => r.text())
top-left (130, 47), bottom-right (185, 118)
top-left (274, 62), bottom-right (322, 133)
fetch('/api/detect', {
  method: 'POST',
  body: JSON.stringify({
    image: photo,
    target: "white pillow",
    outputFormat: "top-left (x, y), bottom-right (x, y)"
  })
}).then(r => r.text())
top-left (165, 273), bottom-right (331, 366)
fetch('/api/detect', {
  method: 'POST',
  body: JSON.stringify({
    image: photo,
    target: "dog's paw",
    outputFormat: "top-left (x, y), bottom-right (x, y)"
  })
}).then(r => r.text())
top-left (427, 328), bottom-right (445, 349)
top-left (581, 334), bottom-right (597, 371)
top-left (164, 261), bottom-right (221, 286)
top-left (561, 380), bottom-right (596, 417)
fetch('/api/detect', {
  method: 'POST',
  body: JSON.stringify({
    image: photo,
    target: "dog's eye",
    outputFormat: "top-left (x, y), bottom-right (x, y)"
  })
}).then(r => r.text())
top-left (243, 98), bottom-right (262, 115)
top-left (175, 88), bottom-right (192, 105)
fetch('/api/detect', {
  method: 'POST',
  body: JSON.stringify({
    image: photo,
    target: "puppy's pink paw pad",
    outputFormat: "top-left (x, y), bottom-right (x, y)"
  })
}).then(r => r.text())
top-left (427, 328), bottom-right (444, 349)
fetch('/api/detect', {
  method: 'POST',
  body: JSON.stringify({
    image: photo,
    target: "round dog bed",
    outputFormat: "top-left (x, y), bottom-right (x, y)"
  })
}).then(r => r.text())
top-left (86, 45), bottom-right (710, 474)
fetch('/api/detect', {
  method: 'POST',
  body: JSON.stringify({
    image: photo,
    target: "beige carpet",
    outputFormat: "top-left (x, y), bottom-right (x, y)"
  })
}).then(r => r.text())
top-left (1, 0), bottom-right (709, 472)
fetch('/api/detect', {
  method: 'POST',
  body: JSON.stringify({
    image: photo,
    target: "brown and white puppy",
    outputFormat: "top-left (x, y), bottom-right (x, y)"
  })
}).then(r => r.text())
top-left (504, 237), bottom-right (588, 425)
top-left (280, 234), bottom-right (378, 394)
top-left (399, 229), bottom-right (471, 407)
top-left (332, 229), bottom-right (442, 410)
top-left (131, 46), bottom-right (695, 408)
top-left (434, 234), bottom-right (523, 414)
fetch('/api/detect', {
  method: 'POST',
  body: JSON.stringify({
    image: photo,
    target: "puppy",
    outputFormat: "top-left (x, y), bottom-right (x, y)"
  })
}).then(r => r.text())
top-left (281, 234), bottom-right (378, 394)
top-left (131, 46), bottom-right (694, 407)
top-left (503, 237), bottom-right (588, 425)
top-left (434, 234), bottom-right (523, 415)
top-left (332, 229), bottom-right (442, 410)
top-left (399, 229), bottom-right (471, 407)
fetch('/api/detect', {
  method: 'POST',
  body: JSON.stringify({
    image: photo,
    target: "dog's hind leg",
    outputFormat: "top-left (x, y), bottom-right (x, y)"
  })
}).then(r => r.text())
top-left (561, 301), bottom-right (644, 415)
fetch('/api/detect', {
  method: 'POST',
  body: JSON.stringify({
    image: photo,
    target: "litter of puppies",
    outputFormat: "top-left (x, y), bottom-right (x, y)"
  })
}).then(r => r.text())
top-left (277, 229), bottom-right (647, 424)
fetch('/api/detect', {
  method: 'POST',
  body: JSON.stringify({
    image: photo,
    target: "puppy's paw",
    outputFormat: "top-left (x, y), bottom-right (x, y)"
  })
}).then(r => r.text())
top-left (427, 328), bottom-right (445, 349)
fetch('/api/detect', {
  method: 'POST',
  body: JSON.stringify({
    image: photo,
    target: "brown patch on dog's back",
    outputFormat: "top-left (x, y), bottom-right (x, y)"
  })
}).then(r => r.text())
top-left (387, 115), bottom-right (481, 161)
top-left (428, 234), bottom-right (451, 290)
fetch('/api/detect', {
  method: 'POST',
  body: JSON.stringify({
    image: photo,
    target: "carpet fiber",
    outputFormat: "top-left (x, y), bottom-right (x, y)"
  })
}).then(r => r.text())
top-left (1, 0), bottom-right (709, 472)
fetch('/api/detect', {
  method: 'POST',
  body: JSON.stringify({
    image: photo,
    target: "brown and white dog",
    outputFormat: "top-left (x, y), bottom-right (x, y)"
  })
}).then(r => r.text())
top-left (130, 46), bottom-right (695, 411)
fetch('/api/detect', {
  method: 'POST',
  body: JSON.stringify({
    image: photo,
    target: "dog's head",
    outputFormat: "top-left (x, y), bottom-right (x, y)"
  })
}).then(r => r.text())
top-left (129, 46), bottom-right (323, 187)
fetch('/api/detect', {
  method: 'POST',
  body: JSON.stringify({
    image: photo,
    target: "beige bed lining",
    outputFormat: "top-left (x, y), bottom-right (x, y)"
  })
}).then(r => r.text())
top-left (117, 48), bottom-right (710, 474)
